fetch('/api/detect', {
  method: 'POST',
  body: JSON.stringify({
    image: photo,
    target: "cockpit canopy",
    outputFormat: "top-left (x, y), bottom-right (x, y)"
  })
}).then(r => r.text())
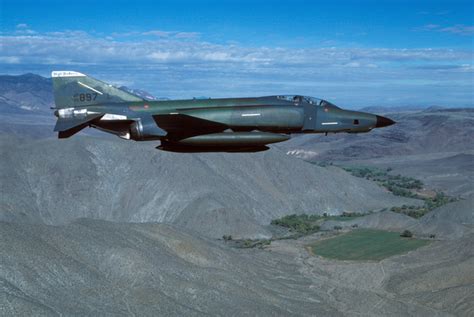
top-left (276, 95), bottom-right (335, 107)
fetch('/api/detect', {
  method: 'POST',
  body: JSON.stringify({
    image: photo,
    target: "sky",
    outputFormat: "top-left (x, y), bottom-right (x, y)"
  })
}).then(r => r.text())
top-left (1, 0), bottom-right (473, 107)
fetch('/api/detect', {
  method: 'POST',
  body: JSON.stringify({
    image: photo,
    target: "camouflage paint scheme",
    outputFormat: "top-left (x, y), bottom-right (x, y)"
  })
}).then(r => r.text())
top-left (52, 71), bottom-right (395, 152)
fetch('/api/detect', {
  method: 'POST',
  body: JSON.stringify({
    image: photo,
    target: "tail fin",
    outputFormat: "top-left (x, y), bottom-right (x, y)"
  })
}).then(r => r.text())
top-left (51, 71), bottom-right (143, 109)
top-left (54, 112), bottom-right (104, 138)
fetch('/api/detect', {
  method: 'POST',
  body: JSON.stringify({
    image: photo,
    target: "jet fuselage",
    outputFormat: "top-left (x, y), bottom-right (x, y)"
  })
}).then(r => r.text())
top-left (52, 71), bottom-right (395, 152)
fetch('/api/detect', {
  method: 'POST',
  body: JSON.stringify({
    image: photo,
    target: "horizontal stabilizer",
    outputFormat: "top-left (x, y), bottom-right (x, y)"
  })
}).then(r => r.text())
top-left (58, 124), bottom-right (88, 139)
top-left (54, 113), bottom-right (103, 132)
top-left (54, 113), bottom-right (103, 138)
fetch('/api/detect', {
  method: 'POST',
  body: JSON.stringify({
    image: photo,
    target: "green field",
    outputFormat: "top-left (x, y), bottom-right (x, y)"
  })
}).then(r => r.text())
top-left (310, 229), bottom-right (430, 261)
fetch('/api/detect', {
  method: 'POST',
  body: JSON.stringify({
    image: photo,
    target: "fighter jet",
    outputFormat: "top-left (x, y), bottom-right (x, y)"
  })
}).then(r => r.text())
top-left (52, 71), bottom-right (395, 152)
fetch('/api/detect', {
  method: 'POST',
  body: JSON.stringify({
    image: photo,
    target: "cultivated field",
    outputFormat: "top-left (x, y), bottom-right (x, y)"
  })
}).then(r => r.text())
top-left (309, 229), bottom-right (431, 261)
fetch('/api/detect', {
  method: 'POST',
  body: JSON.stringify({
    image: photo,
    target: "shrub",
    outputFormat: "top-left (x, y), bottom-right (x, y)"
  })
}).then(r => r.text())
top-left (271, 214), bottom-right (320, 234)
top-left (333, 225), bottom-right (343, 230)
top-left (400, 230), bottom-right (413, 238)
top-left (243, 239), bottom-right (253, 247)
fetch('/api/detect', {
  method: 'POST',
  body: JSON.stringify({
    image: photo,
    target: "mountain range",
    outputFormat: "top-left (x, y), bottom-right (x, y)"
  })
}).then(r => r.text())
top-left (1, 73), bottom-right (473, 316)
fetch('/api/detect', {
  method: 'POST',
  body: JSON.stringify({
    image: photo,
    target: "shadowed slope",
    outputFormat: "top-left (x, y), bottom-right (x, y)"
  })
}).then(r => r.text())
top-left (0, 136), bottom-right (419, 238)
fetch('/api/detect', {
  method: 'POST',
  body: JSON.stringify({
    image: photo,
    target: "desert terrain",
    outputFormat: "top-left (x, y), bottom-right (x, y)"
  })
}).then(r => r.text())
top-left (1, 74), bottom-right (473, 316)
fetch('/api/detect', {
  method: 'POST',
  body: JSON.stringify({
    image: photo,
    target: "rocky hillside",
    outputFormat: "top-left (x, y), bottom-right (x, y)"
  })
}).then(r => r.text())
top-left (2, 218), bottom-right (473, 316)
top-left (0, 135), bottom-right (418, 238)
top-left (0, 219), bottom-right (331, 316)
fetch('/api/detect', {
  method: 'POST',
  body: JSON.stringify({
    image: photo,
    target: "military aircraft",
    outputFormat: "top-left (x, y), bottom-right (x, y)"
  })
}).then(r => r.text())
top-left (52, 71), bottom-right (395, 152)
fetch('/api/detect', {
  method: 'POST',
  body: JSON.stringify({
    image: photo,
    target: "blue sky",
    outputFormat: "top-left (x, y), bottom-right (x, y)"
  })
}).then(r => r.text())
top-left (1, 0), bottom-right (473, 107)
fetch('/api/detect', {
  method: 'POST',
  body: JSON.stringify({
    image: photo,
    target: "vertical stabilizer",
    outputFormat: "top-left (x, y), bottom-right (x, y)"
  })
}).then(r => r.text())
top-left (51, 71), bottom-right (143, 108)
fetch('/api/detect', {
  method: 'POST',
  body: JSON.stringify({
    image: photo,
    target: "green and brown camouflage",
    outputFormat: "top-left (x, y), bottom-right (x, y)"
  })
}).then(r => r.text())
top-left (52, 71), bottom-right (395, 152)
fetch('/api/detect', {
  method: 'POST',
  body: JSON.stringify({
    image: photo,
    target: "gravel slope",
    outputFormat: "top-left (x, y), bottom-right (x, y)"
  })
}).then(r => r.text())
top-left (2, 219), bottom-right (473, 316)
top-left (1, 136), bottom-right (418, 238)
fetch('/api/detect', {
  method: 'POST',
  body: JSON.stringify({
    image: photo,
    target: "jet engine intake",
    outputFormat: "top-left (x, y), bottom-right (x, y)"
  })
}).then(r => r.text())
top-left (130, 118), bottom-right (166, 141)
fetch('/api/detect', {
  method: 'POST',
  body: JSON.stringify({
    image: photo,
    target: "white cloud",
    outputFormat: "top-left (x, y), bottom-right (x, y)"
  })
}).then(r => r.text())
top-left (345, 62), bottom-right (360, 68)
top-left (0, 29), bottom-right (472, 106)
top-left (140, 30), bottom-right (201, 39)
top-left (174, 32), bottom-right (200, 39)
top-left (14, 23), bottom-right (36, 35)
top-left (439, 25), bottom-right (474, 36)
top-left (1, 30), bottom-right (471, 69)
top-left (142, 30), bottom-right (173, 37)
top-left (423, 24), bottom-right (440, 30)
top-left (0, 56), bottom-right (21, 64)
top-left (416, 24), bottom-right (474, 36)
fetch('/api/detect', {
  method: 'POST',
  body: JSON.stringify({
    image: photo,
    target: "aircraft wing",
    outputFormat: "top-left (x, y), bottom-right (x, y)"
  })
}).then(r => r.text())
top-left (153, 114), bottom-right (227, 139)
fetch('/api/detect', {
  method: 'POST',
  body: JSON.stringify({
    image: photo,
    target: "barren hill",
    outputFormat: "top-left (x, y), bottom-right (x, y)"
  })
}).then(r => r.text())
top-left (2, 219), bottom-right (473, 316)
top-left (1, 74), bottom-right (473, 316)
top-left (0, 136), bottom-right (418, 238)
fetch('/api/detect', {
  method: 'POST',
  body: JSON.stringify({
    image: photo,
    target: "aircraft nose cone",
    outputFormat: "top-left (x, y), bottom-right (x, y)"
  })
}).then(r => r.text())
top-left (375, 115), bottom-right (396, 128)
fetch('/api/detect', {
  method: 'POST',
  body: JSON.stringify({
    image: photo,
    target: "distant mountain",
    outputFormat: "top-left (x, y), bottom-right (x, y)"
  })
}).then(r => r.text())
top-left (118, 86), bottom-right (163, 100)
top-left (357, 105), bottom-right (442, 114)
top-left (0, 73), bottom-right (53, 115)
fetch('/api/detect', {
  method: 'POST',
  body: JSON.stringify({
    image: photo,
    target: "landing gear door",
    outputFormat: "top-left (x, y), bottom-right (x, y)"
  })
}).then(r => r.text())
top-left (302, 104), bottom-right (317, 131)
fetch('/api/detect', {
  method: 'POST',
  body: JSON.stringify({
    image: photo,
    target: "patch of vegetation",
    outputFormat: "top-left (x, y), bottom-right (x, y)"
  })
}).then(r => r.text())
top-left (310, 229), bottom-right (430, 261)
top-left (390, 192), bottom-right (458, 218)
top-left (271, 214), bottom-right (321, 235)
top-left (400, 230), bottom-right (413, 238)
top-left (225, 211), bottom-right (376, 249)
top-left (390, 205), bottom-right (427, 218)
top-left (221, 235), bottom-right (271, 249)
top-left (235, 239), bottom-right (271, 249)
top-left (328, 212), bottom-right (367, 221)
top-left (226, 212), bottom-right (367, 248)
top-left (270, 212), bottom-right (366, 238)
top-left (342, 166), bottom-right (422, 198)
top-left (342, 166), bottom-right (458, 218)
top-left (424, 192), bottom-right (457, 209)
top-left (314, 161), bottom-right (334, 167)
